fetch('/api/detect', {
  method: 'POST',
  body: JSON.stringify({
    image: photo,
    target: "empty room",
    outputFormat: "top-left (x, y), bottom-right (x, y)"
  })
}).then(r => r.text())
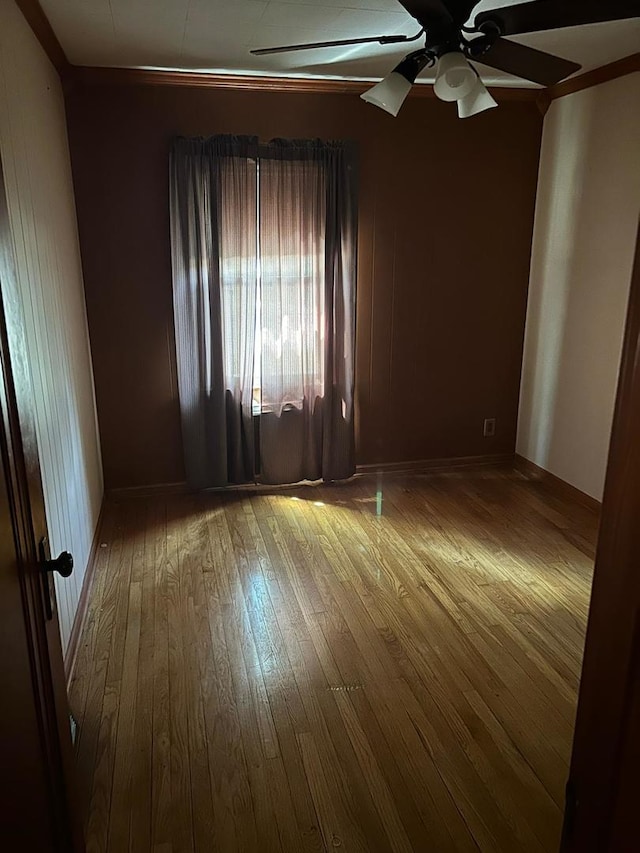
top-left (1, 1), bottom-right (640, 851)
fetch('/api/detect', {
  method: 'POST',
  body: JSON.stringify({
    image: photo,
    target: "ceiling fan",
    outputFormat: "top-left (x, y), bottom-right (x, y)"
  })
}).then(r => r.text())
top-left (250, 1), bottom-right (640, 118)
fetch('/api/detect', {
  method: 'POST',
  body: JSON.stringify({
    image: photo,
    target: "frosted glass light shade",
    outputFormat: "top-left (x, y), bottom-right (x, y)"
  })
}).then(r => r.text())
top-left (360, 72), bottom-right (412, 117)
top-left (457, 77), bottom-right (498, 118)
top-left (434, 52), bottom-right (476, 102)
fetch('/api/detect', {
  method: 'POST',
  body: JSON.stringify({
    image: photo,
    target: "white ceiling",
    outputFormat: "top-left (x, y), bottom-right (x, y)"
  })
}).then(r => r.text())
top-left (40, 0), bottom-right (640, 86)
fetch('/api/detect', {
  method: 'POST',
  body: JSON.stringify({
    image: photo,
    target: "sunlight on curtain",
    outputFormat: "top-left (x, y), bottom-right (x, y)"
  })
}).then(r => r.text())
top-left (218, 154), bottom-right (258, 415)
top-left (259, 156), bottom-right (326, 415)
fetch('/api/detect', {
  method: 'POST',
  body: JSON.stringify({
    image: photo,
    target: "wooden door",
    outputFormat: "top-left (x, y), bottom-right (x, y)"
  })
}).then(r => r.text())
top-left (0, 159), bottom-right (83, 848)
top-left (562, 222), bottom-right (640, 852)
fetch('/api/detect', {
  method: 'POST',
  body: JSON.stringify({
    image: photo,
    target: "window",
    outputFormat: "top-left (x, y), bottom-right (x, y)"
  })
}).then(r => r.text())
top-left (219, 156), bottom-right (327, 416)
top-left (170, 134), bottom-right (356, 487)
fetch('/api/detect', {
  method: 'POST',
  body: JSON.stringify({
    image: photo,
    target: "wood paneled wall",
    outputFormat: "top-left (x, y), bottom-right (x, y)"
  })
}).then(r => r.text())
top-left (0, 2), bottom-right (103, 652)
top-left (65, 80), bottom-right (543, 489)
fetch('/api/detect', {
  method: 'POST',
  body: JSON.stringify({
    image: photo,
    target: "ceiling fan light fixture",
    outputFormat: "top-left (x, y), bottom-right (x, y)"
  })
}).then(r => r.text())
top-left (457, 76), bottom-right (498, 118)
top-left (433, 51), bottom-right (477, 102)
top-left (360, 71), bottom-right (412, 117)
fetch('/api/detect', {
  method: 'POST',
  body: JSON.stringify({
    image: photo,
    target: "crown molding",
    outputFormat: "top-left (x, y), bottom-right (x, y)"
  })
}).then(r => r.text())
top-left (15, 0), bottom-right (69, 77)
top-left (68, 65), bottom-right (539, 101)
top-left (546, 52), bottom-right (640, 101)
top-left (16, 0), bottom-right (638, 107)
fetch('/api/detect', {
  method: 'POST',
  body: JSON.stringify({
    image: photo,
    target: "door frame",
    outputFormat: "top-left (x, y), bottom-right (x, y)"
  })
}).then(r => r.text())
top-left (562, 219), bottom-right (640, 851)
top-left (0, 157), bottom-right (83, 850)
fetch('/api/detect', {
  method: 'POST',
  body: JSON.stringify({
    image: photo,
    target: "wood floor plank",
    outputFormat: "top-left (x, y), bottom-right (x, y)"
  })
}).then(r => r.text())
top-left (217, 598), bottom-right (286, 853)
top-left (71, 468), bottom-right (598, 852)
top-left (128, 501), bottom-right (160, 851)
top-left (179, 497), bottom-right (217, 852)
top-left (108, 580), bottom-right (142, 851)
top-left (149, 499), bottom-right (172, 850)
top-left (227, 503), bottom-right (324, 851)
top-left (85, 504), bottom-right (136, 852)
top-left (165, 496), bottom-right (194, 852)
top-left (70, 506), bottom-right (118, 818)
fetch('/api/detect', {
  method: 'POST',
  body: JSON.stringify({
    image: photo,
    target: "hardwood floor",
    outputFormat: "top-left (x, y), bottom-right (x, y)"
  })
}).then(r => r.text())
top-left (69, 467), bottom-right (599, 853)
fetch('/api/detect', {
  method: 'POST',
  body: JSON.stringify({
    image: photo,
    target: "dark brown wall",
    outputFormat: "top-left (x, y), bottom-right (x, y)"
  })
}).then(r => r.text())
top-left (65, 81), bottom-right (542, 489)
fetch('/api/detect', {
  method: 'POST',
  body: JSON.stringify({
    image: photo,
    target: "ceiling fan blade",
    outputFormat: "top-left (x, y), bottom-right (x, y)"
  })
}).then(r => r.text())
top-left (475, 1), bottom-right (640, 37)
top-left (250, 33), bottom-right (419, 56)
top-left (472, 37), bottom-right (581, 86)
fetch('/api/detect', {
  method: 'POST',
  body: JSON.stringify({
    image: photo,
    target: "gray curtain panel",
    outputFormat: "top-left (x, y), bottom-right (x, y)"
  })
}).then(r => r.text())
top-left (258, 138), bottom-right (357, 484)
top-left (170, 135), bottom-right (258, 488)
top-left (169, 134), bottom-right (357, 488)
